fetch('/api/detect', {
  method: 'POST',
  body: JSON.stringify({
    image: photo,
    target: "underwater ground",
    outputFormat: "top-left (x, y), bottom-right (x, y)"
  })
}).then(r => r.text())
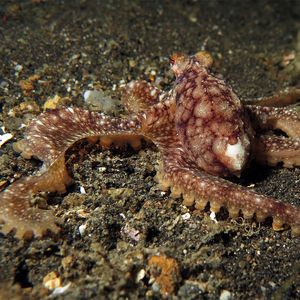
top-left (0, 0), bottom-right (299, 299)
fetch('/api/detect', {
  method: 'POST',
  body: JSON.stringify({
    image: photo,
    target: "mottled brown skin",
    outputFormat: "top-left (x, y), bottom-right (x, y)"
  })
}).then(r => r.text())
top-left (174, 55), bottom-right (253, 177)
top-left (0, 51), bottom-right (300, 239)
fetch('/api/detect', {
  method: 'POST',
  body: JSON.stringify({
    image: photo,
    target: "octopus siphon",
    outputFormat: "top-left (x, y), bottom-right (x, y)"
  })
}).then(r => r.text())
top-left (0, 51), bottom-right (300, 239)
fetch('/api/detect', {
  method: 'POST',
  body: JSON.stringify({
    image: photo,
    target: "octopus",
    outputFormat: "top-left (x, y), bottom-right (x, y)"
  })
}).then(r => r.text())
top-left (0, 51), bottom-right (300, 239)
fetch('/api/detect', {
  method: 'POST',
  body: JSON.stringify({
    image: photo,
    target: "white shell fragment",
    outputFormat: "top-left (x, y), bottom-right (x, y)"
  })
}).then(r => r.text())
top-left (209, 211), bottom-right (218, 223)
top-left (78, 223), bottom-right (87, 236)
top-left (136, 269), bottom-right (146, 283)
top-left (51, 282), bottom-right (72, 296)
top-left (0, 133), bottom-right (13, 148)
top-left (181, 212), bottom-right (191, 220)
top-left (79, 186), bottom-right (86, 194)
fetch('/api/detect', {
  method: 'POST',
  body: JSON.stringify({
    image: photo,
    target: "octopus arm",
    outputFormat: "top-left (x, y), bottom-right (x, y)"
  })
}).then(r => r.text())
top-left (246, 105), bottom-right (300, 138)
top-left (155, 146), bottom-right (300, 237)
top-left (0, 107), bottom-right (141, 238)
top-left (13, 107), bottom-right (141, 166)
top-left (0, 157), bottom-right (70, 238)
top-left (243, 87), bottom-right (300, 107)
top-left (253, 136), bottom-right (300, 167)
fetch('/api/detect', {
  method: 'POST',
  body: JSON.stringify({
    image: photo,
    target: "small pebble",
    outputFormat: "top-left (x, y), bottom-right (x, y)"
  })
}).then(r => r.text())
top-left (51, 282), bottom-right (72, 296)
top-left (14, 64), bottom-right (23, 72)
top-left (136, 269), bottom-right (146, 282)
top-left (209, 211), bottom-right (218, 223)
top-left (122, 223), bottom-right (141, 242)
top-left (0, 81), bottom-right (9, 88)
top-left (43, 95), bottom-right (71, 110)
top-left (79, 186), bottom-right (86, 194)
top-left (43, 272), bottom-right (61, 290)
top-left (148, 255), bottom-right (181, 296)
top-left (219, 289), bottom-right (232, 300)
top-left (83, 89), bottom-right (118, 113)
top-left (78, 223), bottom-right (87, 236)
top-left (181, 212), bottom-right (191, 221)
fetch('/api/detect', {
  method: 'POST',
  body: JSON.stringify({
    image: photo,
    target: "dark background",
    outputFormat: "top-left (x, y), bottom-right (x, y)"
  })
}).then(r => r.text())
top-left (0, 1), bottom-right (299, 299)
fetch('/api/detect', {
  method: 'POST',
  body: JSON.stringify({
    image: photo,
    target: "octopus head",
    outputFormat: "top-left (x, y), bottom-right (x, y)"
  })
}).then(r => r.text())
top-left (170, 51), bottom-right (213, 77)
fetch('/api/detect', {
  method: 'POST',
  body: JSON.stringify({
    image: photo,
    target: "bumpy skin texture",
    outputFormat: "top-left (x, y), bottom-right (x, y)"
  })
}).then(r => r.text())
top-left (1, 52), bottom-right (300, 238)
top-left (173, 53), bottom-right (253, 177)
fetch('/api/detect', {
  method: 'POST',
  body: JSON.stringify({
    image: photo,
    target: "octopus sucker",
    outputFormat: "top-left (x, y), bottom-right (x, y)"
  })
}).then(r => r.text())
top-left (182, 193), bottom-right (196, 207)
top-left (242, 209), bottom-right (254, 220)
top-left (291, 225), bottom-right (300, 237)
top-left (98, 135), bottom-right (143, 150)
top-left (272, 217), bottom-right (285, 232)
top-left (99, 136), bottom-right (113, 148)
top-left (194, 198), bottom-right (209, 211)
top-left (228, 206), bottom-right (241, 219)
top-left (170, 186), bottom-right (183, 198)
top-left (0, 51), bottom-right (300, 238)
top-left (209, 200), bottom-right (223, 214)
top-left (255, 211), bottom-right (268, 223)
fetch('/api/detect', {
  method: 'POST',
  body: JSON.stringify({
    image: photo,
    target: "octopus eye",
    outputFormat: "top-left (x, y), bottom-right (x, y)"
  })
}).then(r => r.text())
top-left (194, 51), bottom-right (213, 68)
top-left (169, 53), bottom-right (186, 65)
top-left (170, 53), bottom-right (189, 76)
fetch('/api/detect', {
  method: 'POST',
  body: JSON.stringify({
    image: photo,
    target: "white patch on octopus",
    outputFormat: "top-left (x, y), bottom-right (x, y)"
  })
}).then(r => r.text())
top-left (225, 137), bottom-right (246, 171)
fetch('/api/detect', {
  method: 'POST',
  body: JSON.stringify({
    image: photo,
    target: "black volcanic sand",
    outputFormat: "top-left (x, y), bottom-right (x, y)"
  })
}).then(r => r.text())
top-left (0, 1), bottom-right (300, 299)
